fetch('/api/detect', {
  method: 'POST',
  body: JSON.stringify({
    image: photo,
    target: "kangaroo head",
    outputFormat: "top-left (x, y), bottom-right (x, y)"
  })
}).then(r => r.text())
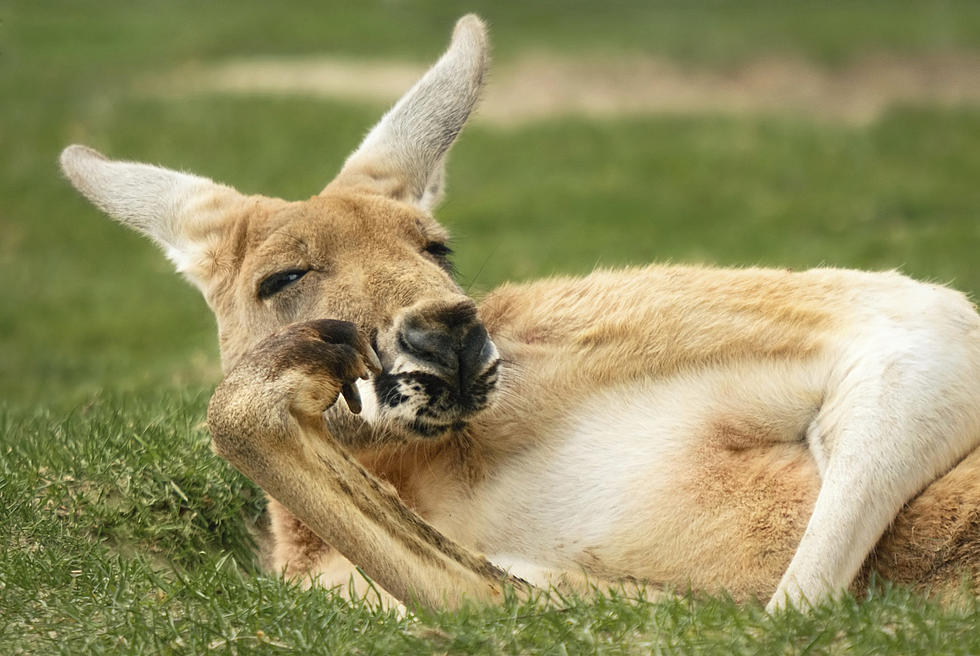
top-left (60, 16), bottom-right (498, 440)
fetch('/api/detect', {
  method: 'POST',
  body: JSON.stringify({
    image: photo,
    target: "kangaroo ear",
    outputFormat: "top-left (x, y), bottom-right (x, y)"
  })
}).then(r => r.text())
top-left (60, 145), bottom-right (242, 290)
top-left (327, 14), bottom-right (489, 211)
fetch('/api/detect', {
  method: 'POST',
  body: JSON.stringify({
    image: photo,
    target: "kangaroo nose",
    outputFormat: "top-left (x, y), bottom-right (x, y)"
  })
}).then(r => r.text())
top-left (399, 324), bottom-right (456, 372)
top-left (457, 323), bottom-right (491, 387)
top-left (396, 302), bottom-right (494, 388)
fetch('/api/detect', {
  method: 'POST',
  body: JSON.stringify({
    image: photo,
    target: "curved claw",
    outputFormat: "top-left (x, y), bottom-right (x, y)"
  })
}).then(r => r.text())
top-left (364, 346), bottom-right (383, 376)
top-left (341, 382), bottom-right (362, 414)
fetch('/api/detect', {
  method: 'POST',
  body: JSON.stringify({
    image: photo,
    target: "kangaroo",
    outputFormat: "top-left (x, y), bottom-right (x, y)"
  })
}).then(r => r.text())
top-left (61, 15), bottom-right (980, 612)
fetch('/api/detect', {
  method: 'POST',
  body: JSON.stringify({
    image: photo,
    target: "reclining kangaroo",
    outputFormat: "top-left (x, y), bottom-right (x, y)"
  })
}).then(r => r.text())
top-left (61, 15), bottom-right (980, 611)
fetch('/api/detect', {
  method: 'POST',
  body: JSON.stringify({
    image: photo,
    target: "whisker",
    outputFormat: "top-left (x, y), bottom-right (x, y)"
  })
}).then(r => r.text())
top-left (465, 243), bottom-right (500, 295)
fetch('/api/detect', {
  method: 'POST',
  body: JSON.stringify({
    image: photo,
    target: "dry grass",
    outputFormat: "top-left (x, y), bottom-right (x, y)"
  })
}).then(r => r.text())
top-left (152, 51), bottom-right (980, 125)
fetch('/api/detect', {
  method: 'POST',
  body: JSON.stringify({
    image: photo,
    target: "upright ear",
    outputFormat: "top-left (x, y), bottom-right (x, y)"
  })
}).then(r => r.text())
top-left (60, 145), bottom-right (243, 290)
top-left (327, 14), bottom-right (489, 211)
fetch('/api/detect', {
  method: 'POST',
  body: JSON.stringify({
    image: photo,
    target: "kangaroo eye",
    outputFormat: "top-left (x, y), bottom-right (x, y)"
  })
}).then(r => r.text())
top-left (258, 269), bottom-right (309, 299)
top-left (422, 242), bottom-right (456, 276)
top-left (423, 242), bottom-right (453, 258)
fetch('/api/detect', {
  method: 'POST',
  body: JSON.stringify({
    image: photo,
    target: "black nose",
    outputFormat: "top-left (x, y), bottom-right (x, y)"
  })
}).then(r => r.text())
top-left (397, 303), bottom-right (494, 389)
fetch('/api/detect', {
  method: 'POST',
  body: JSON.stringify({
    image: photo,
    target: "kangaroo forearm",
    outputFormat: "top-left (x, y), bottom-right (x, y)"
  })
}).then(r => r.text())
top-left (209, 379), bottom-right (524, 609)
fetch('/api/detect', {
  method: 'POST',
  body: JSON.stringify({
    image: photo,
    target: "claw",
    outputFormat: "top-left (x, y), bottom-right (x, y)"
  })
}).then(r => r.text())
top-left (341, 382), bottom-right (362, 414)
top-left (363, 346), bottom-right (383, 377)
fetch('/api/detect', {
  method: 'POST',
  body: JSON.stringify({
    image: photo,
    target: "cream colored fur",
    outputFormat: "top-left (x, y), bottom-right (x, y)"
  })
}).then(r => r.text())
top-left (61, 15), bottom-right (980, 612)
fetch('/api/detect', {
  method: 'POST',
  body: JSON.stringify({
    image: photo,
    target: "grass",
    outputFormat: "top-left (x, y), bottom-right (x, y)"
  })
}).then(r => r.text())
top-left (4, 396), bottom-right (980, 654)
top-left (3, 1), bottom-right (980, 653)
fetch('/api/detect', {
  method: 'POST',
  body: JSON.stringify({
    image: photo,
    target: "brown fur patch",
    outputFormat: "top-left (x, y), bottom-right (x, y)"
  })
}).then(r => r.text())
top-left (267, 498), bottom-right (336, 579)
top-left (863, 448), bottom-right (980, 593)
top-left (684, 421), bottom-right (820, 598)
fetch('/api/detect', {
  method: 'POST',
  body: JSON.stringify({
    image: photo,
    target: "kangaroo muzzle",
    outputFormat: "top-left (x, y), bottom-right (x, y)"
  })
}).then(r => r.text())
top-left (371, 298), bottom-right (500, 438)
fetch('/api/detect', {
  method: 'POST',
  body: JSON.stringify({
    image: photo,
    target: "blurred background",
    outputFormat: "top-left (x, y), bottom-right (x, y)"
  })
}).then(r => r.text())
top-left (3, 1), bottom-right (980, 409)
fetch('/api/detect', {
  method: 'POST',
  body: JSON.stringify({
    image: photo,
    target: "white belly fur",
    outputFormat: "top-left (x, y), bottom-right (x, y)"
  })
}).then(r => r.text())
top-left (443, 357), bottom-right (830, 579)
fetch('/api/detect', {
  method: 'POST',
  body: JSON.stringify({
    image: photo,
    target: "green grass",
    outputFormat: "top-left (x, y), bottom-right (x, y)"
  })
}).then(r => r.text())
top-left (4, 398), bottom-right (980, 654)
top-left (3, 1), bottom-right (980, 653)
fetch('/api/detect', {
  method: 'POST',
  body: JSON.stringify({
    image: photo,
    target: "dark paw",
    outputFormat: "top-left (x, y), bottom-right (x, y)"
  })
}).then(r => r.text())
top-left (255, 319), bottom-right (382, 413)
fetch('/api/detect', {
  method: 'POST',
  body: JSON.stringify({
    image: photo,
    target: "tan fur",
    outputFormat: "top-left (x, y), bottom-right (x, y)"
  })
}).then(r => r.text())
top-left (61, 15), bottom-right (980, 611)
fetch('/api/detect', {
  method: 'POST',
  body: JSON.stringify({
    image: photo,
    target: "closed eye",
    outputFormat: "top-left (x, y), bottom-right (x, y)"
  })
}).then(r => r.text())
top-left (258, 269), bottom-right (309, 299)
top-left (423, 242), bottom-right (456, 275)
top-left (423, 242), bottom-right (452, 258)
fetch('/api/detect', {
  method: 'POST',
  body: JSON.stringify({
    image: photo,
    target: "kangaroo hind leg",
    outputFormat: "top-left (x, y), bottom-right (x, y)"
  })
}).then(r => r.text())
top-left (768, 303), bottom-right (980, 611)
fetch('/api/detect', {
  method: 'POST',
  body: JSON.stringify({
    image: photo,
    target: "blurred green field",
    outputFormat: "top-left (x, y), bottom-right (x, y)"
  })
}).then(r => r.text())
top-left (3, 1), bottom-right (980, 653)
top-left (4, 0), bottom-right (980, 405)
